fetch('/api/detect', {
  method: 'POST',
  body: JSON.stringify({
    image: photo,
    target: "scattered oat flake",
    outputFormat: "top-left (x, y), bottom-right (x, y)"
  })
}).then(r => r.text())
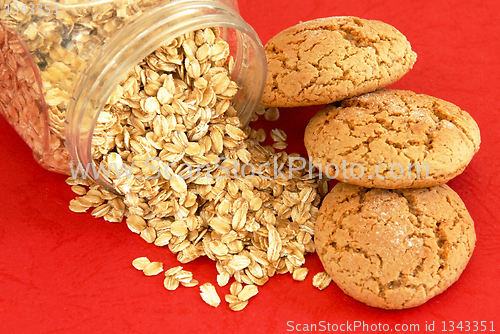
top-left (91, 204), bottom-right (110, 218)
top-left (312, 271), bottom-right (332, 290)
top-left (237, 284), bottom-right (258, 301)
top-left (217, 272), bottom-right (230, 287)
top-left (272, 141), bottom-right (288, 150)
top-left (132, 257), bottom-right (151, 270)
top-left (229, 300), bottom-right (248, 311)
top-left (292, 267), bottom-right (309, 281)
top-left (143, 261), bottom-right (164, 276)
top-left (255, 128), bottom-right (266, 142)
top-left (154, 232), bottom-right (172, 246)
top-left (140, 226), bottom-right (157, 243)
top-left (71, 185), bottom-right (87, 196)
top-left (175, 270), bottom-right (193, 283)
top-left (181, 279), bottom-right (199, 288)
top-left (165, 266), bottom-right (184, 277)
top-left (264, 107), bottom-right (280, 121)
top-left (225, 294), bottom-right (240, 304)
top-left (69, 200), bottom-right (89, 213)
top-left (126, 215), bottom-right (147, 234)
top-left (200, 283), bottom-right (220, 307)
top-left (270, 128), bottom-right (287, 142)
top-left (255, 105), bottom-right (266, 116)
top-left (229, 281), bottom-right (243, 296)
top-left (164, 276), bottom-right (180, 291)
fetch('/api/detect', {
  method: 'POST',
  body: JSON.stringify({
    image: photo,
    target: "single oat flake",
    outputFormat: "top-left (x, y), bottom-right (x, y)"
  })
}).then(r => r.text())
top-left (132, 257), bottom-right (151, 271)
top-left (237, 284), bottom-right (258, 301)
top-left (312, 271), bottom-right (332, 290)
top-left (200, 283), bottom-right (221, 307)
top-left (292, 267), bottom-right (309, 281)
top-left (143, 262), bottom-right (164, 276)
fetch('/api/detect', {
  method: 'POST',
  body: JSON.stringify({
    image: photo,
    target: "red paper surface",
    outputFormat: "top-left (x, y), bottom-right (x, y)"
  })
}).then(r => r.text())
top-left (1, 0), bottom-right (499, 333)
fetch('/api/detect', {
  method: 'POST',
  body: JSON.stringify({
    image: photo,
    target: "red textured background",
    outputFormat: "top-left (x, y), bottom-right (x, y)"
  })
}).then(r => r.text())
top-left (1, 0), bottom-right (499, 333)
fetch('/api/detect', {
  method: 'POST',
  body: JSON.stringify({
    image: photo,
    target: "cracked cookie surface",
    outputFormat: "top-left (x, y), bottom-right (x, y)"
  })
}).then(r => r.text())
top-left (304, 89), bottom-right (481, 188)
top-left (314, 182), bottom-right (476, 310)
top-left (261, 16), bottom-right (417, 107)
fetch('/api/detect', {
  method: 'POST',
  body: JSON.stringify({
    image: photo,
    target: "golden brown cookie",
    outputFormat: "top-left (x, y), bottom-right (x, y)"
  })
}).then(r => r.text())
top-left (304, 89), bottom-right (481, 188)
top-left (314, 182), bottom-right (476, 310)
top-left (261, 16), bottom-right (417, 107)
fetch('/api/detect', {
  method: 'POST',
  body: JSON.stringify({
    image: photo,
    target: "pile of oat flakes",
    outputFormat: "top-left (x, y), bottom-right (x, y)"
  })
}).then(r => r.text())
top-left (65, 26), bottom-right (331, 310)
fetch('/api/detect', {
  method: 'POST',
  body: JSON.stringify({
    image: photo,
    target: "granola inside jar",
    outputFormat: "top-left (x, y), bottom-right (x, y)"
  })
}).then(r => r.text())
top-left (0, 0), bottom-right (266, 185)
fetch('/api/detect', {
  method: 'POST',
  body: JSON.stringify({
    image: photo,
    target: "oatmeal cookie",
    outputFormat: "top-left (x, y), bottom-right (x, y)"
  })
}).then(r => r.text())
top-left (314, 182), bottom-right (476, 309)
top-left (261, 16), bottom-right (417, 107)
top-left (304, 89), bottom-right (481, 188)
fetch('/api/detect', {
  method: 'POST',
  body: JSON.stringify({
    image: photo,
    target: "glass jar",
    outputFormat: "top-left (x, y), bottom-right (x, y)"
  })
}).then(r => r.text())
top-left (0, 0), bottom-right (266, 191)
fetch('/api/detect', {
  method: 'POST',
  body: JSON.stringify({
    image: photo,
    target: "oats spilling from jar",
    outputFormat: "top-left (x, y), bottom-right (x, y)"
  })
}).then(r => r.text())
top-left (67, 27), bottom-right (325, 306)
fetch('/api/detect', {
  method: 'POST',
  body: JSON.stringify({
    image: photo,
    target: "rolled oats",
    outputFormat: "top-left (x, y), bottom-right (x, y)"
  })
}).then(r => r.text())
top-left (216, 271), bottom-right (231, 287)
top-left (175, 270), bottom-right (194, 284)
top-left (154, 231), bottom-right (173, 246)
top-left (143, 261), bottom-right (164, 276)
top-left (181, 279), bottom-right (199, 288)
top-left (270, 129), bottom-right (288, 142)
top-left (229, 300), bottom-right (248, 311)
top-left (164, 276), bottom-right (180, 291)
top-left (237, 284), bottom-right (258, 301)
top-left (132, 257), bottom-right (151, 270)
top-left (255, 105), bottom-right (266, 116)
top-left (224, 281), bottom-right (258, 311)
top-left (91, 204), bottom-right (111, 218)
top-left (164, 266), bottom-right (184, 277)
top-left (199, 283), bottom-right (220, 307)
top-left (292, 267), bottom-right (309, 281)
top-left (0, 0), bottom-right (175, 173)
top-left (69, 200), bottom-right (89, 213)
top-left (126, 215), bottom-right (148, 234)
top-left (225, 294), bottom-right (240, 304)
top-left (272, 141), bottom-right (288, 150)
top-left (163, 266), bottom-right (197, 290)
top-left (264, 107), bottom-right (280, 121)
top-left (140, 226), bottom-right (157, 243)
top-left (229, 281), bottom-right (243, 296)
top-left (312, 271), bottom-right (332, 290)
top-left (63, 25), bottom-right (324, 310)
top-left (71, 185), bottom-right (88, 196)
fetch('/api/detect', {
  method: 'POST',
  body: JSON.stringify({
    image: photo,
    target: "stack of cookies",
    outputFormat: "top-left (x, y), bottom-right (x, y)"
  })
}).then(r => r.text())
top-left (261, 16), bottom-right (480, 309)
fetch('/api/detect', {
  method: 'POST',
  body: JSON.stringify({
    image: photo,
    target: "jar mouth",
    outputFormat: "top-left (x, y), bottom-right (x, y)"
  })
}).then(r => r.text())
top-left (65, 0), bottom-right (267, 193)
